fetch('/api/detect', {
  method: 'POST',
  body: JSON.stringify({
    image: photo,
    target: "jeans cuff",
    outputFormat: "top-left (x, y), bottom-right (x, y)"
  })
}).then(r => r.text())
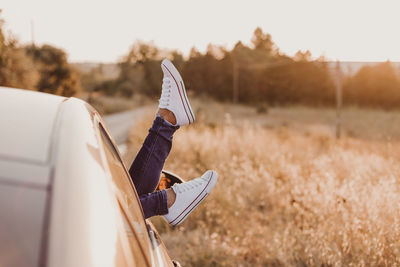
top-left (155, 115), bottom-right (180, 130)
top-left (156, 114), bottom-right (174, 127)
top-left (158, 189), bottom-right (169, 215)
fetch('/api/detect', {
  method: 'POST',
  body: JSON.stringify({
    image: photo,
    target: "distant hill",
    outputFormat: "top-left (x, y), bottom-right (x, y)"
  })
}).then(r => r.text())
top-left (72, 62), bottom-right (119, 79)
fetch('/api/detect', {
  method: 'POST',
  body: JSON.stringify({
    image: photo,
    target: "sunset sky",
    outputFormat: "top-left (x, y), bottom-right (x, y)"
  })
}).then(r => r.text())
top-left (1, 0), bottom-right (399, 63)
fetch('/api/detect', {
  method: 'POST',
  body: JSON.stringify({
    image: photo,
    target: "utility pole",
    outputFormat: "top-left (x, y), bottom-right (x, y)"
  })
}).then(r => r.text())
top-left (335, 61), bottom-right (343, 139)
top-left (30, 19), bottom-right (35, 46)
top-left (232, 59), bottom-right (239, 103)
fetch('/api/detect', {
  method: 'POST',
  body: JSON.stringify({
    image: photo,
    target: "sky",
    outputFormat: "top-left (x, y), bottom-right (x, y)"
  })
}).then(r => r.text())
top-left (1, 0), bottom-right (400, 63)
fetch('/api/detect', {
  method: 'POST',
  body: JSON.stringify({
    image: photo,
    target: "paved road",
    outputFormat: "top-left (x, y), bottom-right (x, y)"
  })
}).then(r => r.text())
top-left (103, 105), bottom-right (154, 154)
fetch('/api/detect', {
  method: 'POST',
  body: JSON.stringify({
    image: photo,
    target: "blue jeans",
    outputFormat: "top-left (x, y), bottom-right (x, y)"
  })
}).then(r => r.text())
top-left (129, 115), bottom-right (179, 219)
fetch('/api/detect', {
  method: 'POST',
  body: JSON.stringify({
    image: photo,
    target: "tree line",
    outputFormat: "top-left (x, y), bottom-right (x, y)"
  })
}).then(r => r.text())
top-left (88, 28), bottom-right (337, 107)
top-left (88, 27), bottom-right (400, 109)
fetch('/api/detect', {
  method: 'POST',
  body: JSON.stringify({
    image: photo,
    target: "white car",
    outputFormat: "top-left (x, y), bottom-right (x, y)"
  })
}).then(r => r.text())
top-left (0, 87), bottom-right (179, 267)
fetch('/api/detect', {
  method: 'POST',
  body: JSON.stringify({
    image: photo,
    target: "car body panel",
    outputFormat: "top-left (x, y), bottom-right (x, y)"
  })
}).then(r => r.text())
top-left (0, 88), bottom-right (65, 164)
top-left (0, 87), bottom-right (175, 267)
top-left (0, 159), bottom-right (51, 188)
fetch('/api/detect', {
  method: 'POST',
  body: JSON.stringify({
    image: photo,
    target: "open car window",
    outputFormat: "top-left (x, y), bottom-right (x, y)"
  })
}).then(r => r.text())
top-left (98, 123), bottom-right (153, 265)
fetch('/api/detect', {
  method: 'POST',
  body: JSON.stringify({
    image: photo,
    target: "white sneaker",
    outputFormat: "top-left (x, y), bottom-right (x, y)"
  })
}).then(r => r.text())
top-left (159, 59), bottom-right (195, 126)
top-left (164, 170), bottom-right (218, 226)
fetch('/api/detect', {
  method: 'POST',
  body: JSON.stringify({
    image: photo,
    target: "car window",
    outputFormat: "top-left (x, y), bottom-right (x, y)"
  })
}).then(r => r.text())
top-left (0, 183), bottom-right (47, 267)
top-left (98, 123), bottom-right (153, 265)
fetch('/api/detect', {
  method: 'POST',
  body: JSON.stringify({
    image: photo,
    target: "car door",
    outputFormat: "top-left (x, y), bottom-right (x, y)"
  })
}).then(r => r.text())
top-left (96, 120), bottom-right (174, 267)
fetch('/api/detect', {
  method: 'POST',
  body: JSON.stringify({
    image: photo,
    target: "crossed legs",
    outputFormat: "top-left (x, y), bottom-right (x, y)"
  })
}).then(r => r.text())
top-left (127, 59), bottom-right (217, 226)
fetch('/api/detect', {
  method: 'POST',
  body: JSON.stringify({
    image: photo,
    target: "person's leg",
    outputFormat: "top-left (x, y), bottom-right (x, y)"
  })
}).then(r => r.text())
top-left (129, 114), bottom-right (178, 196)
top-left (129, 59), bottom-right (217, 223)
top-left (139, 190), bottom-right (168, 219)
top-left (129, 58), bottom-right (195, 197)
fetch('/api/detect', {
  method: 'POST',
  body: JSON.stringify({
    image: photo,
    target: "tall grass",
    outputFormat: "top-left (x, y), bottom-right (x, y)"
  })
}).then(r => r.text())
top-left (125, 104), bottom-right (400, 266)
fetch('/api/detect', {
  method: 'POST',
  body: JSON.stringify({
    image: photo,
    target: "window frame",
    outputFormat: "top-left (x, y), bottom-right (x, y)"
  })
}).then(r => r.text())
top-left (96, 121), bottom-right (155, 266)
top-left (98, 122), bottom-right (145, 218)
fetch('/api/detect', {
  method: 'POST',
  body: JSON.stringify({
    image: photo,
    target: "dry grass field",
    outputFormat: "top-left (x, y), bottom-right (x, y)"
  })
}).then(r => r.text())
top-left (124, 98), bottom-right (400, 266)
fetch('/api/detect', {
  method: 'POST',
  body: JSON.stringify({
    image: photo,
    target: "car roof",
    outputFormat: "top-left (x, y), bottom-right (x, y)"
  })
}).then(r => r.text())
top-left (0, 87), bottom-right (66, 165)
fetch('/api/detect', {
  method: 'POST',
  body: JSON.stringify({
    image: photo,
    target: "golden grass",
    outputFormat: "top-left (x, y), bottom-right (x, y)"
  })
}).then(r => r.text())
top-left (125, 102), bottom-right (400, 266)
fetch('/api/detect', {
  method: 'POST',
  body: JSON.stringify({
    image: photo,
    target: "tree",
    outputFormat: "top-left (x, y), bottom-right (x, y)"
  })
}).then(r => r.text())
top-left (251, 27), bottom-right (278, 58)
top-left (80, 64), bottom-right (108, 93)
top-left (294, 50), bottom-right (312, 62)
top-left (0, 11), bottom-right (38, 90)
top-left (183, 46), bottom-right (232, 101)
top-left (26, 44), bottom-right (81, 97)
top-left (117, 41), bottom-right (162, 97)
top-left (343, 61), bottom-right (400, 109)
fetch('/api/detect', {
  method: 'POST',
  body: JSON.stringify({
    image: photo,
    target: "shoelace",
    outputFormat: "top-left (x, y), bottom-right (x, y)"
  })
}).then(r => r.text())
top-left (159, 78), bottom-right (172, 107)
top-left (173, 178), bottom-right (204, 194)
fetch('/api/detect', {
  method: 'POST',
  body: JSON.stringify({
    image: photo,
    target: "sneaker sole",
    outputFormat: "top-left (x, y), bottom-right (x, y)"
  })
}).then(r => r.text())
top-left (169, 171), bottom-right (217, 226)
top-left (161, 59), bottom-right (195, 124)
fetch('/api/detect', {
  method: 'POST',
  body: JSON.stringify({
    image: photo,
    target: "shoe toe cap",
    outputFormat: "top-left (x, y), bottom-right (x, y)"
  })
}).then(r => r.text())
top-left (202, 170), bottom-right (218, 192)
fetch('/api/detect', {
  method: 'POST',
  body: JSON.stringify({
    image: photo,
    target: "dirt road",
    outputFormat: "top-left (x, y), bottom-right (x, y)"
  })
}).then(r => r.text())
top-left (103, 105), bottom-right (154, 154)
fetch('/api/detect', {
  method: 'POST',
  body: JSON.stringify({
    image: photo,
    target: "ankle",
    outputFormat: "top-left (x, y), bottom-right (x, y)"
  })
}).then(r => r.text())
top-left (158, 108), bottom-right (177, 125)
top-left (166, 188), bottom-right (176, 208)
